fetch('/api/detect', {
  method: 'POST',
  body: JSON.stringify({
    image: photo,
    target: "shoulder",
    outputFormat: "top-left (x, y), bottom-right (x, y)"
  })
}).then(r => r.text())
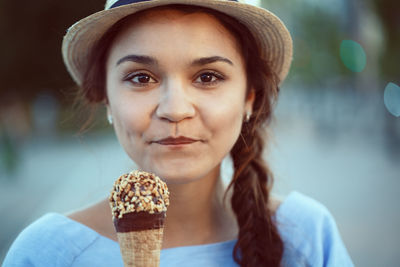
top-left (277, 191), bottom-right (332, 226)
top-left (276, 192), bottom-right (354, 267)
top-left (3, 213), bottom-right (100, 267)
top-left (66, 199), bottom-right (117, 241)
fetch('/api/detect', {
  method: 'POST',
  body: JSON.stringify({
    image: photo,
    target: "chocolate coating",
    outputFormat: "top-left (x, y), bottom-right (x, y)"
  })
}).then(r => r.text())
top-left (113, 211), bottom-right (166, 232)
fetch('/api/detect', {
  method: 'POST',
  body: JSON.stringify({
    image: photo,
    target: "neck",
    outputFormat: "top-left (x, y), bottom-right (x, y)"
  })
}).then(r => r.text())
top-left (162, 165), bottom-right (237, 248)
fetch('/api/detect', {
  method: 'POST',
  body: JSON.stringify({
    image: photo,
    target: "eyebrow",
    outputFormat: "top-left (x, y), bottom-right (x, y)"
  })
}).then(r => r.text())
top-left (192, 56), bottom-right (234, 66)
top-left (116, 55), bottom-right (158, 66)
top-left (116, 55), bottom-right (233, 67)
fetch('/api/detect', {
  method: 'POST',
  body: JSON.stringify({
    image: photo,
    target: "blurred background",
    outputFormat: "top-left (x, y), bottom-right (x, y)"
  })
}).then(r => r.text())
top-left (0, 0), bottom-right (399, 266)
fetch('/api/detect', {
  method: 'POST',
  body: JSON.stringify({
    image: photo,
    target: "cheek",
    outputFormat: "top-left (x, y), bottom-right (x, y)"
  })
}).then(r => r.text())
top-left (203, 92), bottom-right (245, 151)
top-left (106, 70), bottom-right (153, 133)
top-left (211, 99), bottom-right (243, 126)
top-left (108, 92), bottom-right (155, 151)
top-left (115, 106), bottom-right (145, 135)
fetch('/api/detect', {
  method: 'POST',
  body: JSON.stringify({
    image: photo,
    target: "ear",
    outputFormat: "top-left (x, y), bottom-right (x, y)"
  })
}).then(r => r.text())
top-left (245, 89), bottom-right (255, 114)
top-left (106, 105), bottom-right (113, 125)
top-left (103, 95), bottom-right (110, 105)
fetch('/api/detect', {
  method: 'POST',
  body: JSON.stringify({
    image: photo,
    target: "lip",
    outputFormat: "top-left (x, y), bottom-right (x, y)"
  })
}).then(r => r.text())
top-left (152, 136), bottom-right (199, 145)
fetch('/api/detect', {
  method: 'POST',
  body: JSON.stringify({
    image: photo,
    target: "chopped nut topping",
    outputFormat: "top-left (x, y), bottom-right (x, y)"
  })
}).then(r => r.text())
top-left (109, 170), bottom-right (170, 219)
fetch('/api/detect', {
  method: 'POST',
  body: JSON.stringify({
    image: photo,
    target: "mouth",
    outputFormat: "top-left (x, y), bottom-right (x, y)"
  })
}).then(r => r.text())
top-left (152, 136), bottom-right (200, 145)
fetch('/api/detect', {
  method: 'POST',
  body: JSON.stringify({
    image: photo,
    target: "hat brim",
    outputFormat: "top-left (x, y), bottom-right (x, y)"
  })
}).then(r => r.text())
top-left (62, 0), bottom-right (292, 86)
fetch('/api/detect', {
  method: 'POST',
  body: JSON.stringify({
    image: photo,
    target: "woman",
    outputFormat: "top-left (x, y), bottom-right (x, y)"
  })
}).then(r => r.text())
top-left (4, 0), bottom-right (353, 266)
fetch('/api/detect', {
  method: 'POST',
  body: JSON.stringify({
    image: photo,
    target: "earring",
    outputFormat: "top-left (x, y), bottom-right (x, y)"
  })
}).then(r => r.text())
top-left (107, 114), bottom-right (113, 125)
top-left (245, 111), bottom-right (251, 122)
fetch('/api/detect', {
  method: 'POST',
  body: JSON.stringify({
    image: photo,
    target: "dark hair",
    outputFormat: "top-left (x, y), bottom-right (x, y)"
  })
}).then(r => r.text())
top-left (81, 4), bottom-right (283, 266)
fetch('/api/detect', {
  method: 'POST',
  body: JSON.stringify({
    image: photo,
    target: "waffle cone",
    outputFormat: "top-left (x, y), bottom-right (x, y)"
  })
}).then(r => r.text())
top-left (117, 228), bottom-right (164, 267)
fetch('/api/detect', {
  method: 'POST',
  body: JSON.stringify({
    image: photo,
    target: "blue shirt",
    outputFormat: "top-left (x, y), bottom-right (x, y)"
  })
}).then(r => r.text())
top-left (3, 192), bottom-right (354, 266)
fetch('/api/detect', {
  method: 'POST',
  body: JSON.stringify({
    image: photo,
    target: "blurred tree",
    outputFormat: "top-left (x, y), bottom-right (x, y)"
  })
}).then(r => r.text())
top-left (260, 0), bottom-right (400, 93)
top-left (261, 0), bottom-right (354, 90)
top-left (370, 0), bottom-right (400, 82)
top-left (0, 0), bottom-right (104, 103)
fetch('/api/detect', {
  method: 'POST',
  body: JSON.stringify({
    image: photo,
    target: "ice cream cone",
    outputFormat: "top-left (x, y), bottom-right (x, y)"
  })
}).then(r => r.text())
top-left (117, 228), bottom-right (163, 267)
top-left (109, 170), bottom-right (170, 267)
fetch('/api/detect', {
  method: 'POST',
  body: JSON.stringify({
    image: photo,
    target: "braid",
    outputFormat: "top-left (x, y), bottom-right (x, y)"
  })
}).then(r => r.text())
top-left (217, 9), bottom-right (284, 265)
top-left (229, 125), bottom-right (283, 266)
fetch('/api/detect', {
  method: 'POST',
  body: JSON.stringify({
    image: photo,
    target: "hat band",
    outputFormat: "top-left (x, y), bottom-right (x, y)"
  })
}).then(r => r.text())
top-left (110, 0), bottom-right (238, 9)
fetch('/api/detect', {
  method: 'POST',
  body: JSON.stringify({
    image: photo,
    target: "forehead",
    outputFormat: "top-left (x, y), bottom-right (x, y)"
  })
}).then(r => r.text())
top-left (109, 8), bottom-right (242, 58)
top-left (119, 7), bottom-right (234, 35)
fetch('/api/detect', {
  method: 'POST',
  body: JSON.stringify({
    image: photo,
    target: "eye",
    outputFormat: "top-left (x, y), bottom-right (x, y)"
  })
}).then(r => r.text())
top-left (124, 72), bottom-right (157, 86)
top-left (194, 71), bottom-right (224, 86)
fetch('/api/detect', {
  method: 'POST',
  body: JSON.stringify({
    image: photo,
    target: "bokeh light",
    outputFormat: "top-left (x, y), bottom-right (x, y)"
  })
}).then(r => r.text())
top-left (384, 82), bottom-right (400, 117)
top-left (340, 40), bottom-right (367, 72)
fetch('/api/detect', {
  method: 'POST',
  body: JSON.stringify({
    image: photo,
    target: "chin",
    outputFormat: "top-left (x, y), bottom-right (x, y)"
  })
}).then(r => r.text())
top-left (143, 160), bottom-right (216, 185)
top-left (153, 167), bottom-right (204, 185)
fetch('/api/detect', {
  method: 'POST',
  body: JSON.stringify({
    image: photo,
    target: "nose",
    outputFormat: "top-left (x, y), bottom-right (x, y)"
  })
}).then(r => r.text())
top-left (155, 79), bottom-right (196, 122)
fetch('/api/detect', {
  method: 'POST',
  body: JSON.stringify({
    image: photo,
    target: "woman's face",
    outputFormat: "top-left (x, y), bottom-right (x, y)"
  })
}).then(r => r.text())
top-left (106, 9), bottom-right (254, 184)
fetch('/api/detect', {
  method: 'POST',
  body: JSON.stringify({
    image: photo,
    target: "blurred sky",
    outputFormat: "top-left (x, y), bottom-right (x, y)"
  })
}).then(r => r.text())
top-left (0, 0), bottom-right (399, 266)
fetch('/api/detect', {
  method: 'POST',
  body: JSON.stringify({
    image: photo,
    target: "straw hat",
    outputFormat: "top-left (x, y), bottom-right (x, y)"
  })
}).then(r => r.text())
top-left (62, 0), bottom-right (293, 86)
